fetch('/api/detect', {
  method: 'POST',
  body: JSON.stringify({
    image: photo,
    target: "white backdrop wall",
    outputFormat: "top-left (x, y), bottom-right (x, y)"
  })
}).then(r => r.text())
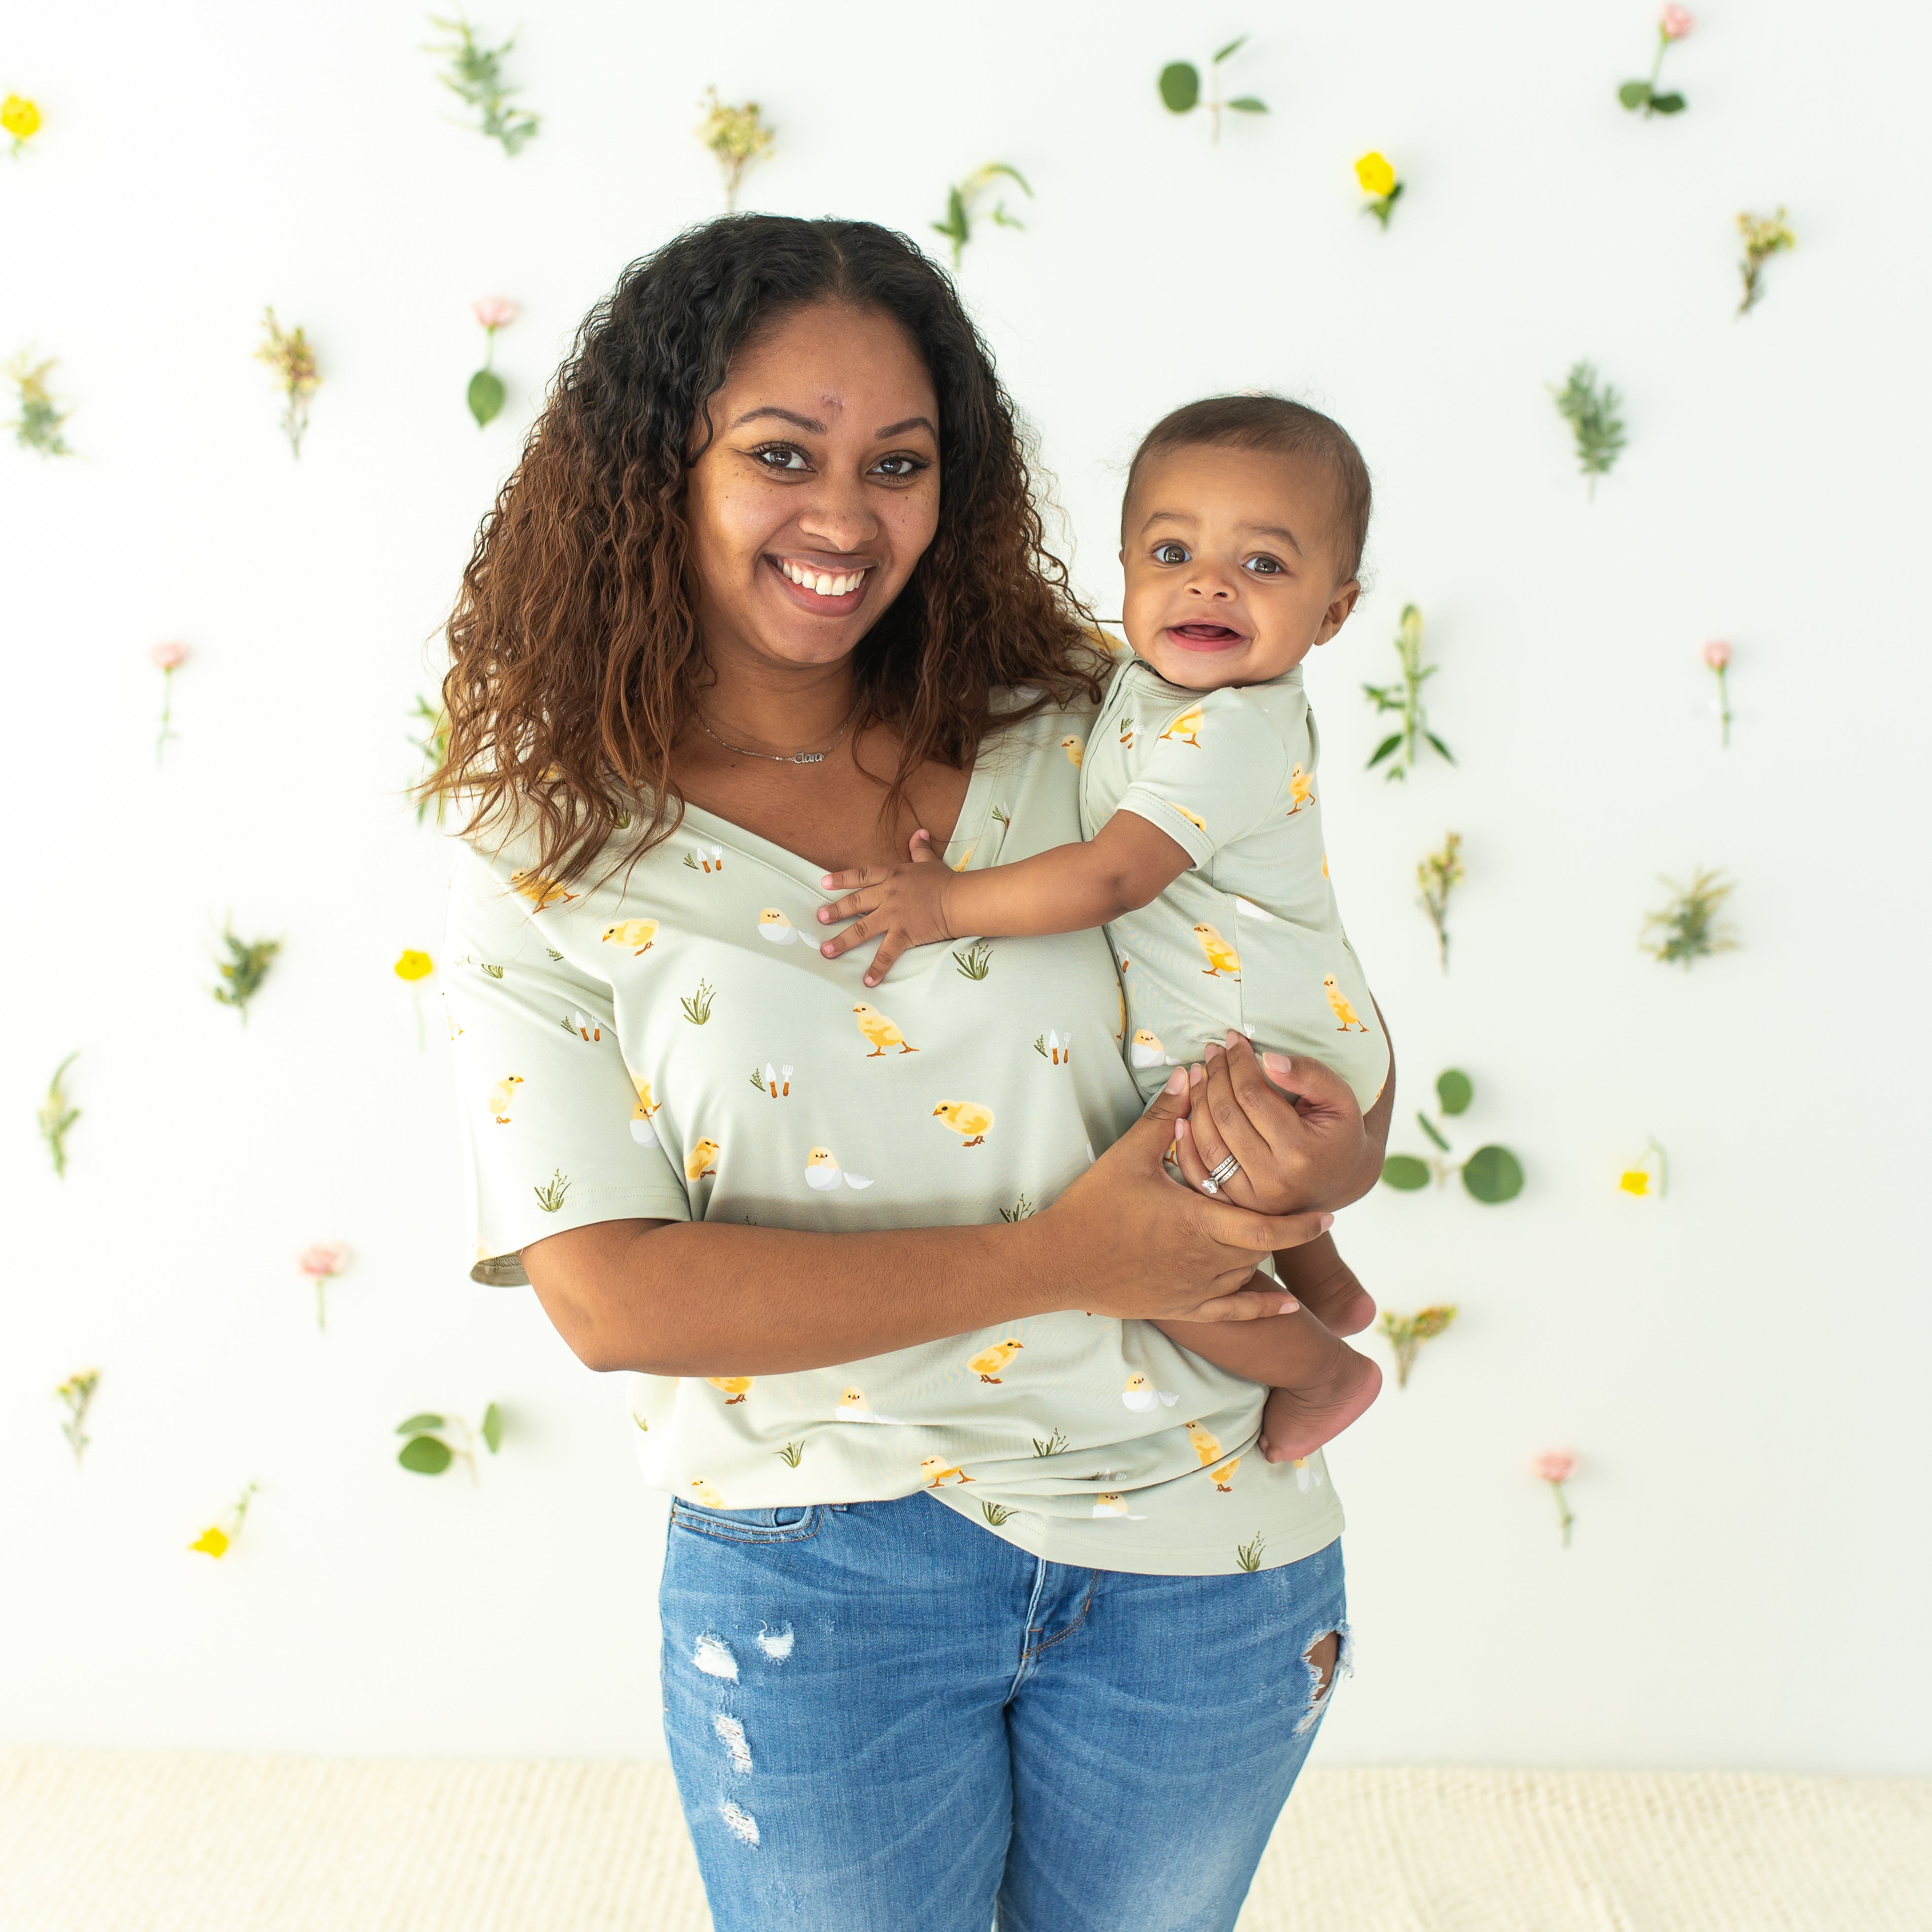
top-left (6, 0), bottom-right (1930, 1775)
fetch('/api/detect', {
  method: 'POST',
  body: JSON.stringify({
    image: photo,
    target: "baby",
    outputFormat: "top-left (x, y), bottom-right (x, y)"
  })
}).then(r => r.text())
top-left (818, 394), bottom-right (1388, 1463)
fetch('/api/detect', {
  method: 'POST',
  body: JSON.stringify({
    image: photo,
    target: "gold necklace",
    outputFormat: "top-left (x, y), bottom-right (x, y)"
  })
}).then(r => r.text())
top-left (696, 699), bottom-right (862, 766)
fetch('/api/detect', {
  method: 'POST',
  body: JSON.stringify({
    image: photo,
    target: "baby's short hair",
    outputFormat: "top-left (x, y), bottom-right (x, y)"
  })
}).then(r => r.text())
top-left (1124, 394), bottom-right (1372, 582)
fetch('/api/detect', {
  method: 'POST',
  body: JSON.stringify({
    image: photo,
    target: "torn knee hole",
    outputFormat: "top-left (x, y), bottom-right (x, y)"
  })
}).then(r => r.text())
top-left (1304, 1629), bottom-right (1341, 1699)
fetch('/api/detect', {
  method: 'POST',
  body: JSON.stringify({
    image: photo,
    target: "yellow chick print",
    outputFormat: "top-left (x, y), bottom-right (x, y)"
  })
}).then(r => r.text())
top-left (1129, 1028), bottom-right (1179, 1070)
top-left (804, 1146), bottom-right (874, 1192)
top-left (705, 1376), bottom-right (752, 1405)
top-left (1193, 923), bottom-right (1241, 979)
top-left (487, 1074), bottom-right (525, 1123)
top-left (1167, 802), bottom-right (1208, 837)
top-left (1060, 735), bottom-right (1084, 769)
top-left (1210, 1458), bottom-right (1240, 1493)
top-left (853, 1002), bottom-right (918, 1057)
top-left (629, 1074), bottom-right (660, 1146)
top-left (757, 908), bottom-right (807, 946)
top-left (689, 1477), bottom-right (727, 1508)
top-left (932, 1099), bottom-right (995, 1148)
top-left (1121, 1373), bottom-right (1179, 1413)
top-left (1091, 1493), bottom-right (1147, 1520)
top-left (967, 1337), bottom-right (1024, 1383)
top-left (1159, 705), bottom-right (1203, 747)
top-left (920, 1457), bottom-right (975, 1488)
top-left (511, 869), bottom-right (578, 911)
top-left (834, 1385), bottom-right (902, 1425)
top-left (1184, 1420), bottom-right (1224, 1469)
top-left (1287, 764), bottom-right (1315, 814)
top-left (1323, 976), bottom-right (1368, 1033)
top-left (686, 1137), bottom-right (721, 1181)
top-left (601, 918), bottom-right (659, 956)
top-left (950, 843), bottom-right (975, 873)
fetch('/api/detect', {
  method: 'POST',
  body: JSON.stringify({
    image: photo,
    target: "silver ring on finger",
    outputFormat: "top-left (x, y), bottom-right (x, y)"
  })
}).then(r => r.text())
top-left (1205, 1154), bottom-right (1241, 1191)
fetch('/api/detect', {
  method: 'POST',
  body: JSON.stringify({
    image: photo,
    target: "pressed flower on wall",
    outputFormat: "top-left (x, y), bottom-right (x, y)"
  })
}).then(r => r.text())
top-left (1379, 1305), bottom-right (1458, 1388)
top-left (408, 693), bottom-right (451, 824)
top-left (395, 948), bottom-right (434, 1048)
top-left (254, 309), bottom-right (319, 458)
top-left (425, 14), bottom-right (539, 155)
top-left (188, 1483), bottom-right (258, 1559)
top-left (1364, 603), bottom-right (1452, 780)
top-left (1533, 1449), bottom-right (1577, 1547)
top-left (7, 353), bottom-right (73, 456)
top-left (39, 1051), bottom-right (80, 1178)
top-left (1619, 1136), bottom-right (1668, 1197)
top-left (1702, 639), bottom-right (1734, 746)
top-left (1736, 209), bottom-right (1794, 317)
top-left (149, 640), bottom-right (189, 763)
top-left (397, 1404), bottom-right (503, 1483)
top-left (698, 89), bottom-right (773, 212)
top-left (932, 164), bottom-right (1033, 268)
top-left (1643, 868), bottom-right (1737, 967)
top-left (1417, 830), bottom-right (1463, 971)
top-left (1552, 362), bottom-right (1625, 495)
top-left (55, 1370), bottom-right (98, 1468)
top-left (1159, 35), bottom-right (1266, 142)
top-left (1381, 1068), bottom-right (1524, 1204)
top-left (1354, 151), bottom-right (1403, 228)
top-left (466, 296), bottom-right (517, 425)
top-left (3, 93), bottom-right (40, 157)
top-left (211, 922), bottom-right (280, 1022)
top-left (1619, 6), bottom-right (1693, 117)
top-left (297, 1241), bottom-right (351, 1333)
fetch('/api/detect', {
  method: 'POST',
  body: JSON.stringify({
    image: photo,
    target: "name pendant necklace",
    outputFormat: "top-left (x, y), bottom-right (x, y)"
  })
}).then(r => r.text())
top-left (697, 698), bottom-right (862, 767)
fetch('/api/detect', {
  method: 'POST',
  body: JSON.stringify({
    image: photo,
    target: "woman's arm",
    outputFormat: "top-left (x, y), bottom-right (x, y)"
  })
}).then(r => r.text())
top-left (521, 1072), bottom-right (1328, 1376)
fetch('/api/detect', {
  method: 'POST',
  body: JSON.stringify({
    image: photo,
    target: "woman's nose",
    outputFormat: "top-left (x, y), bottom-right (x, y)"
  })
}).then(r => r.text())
top-left (795, 481), bottom-right (879, 554)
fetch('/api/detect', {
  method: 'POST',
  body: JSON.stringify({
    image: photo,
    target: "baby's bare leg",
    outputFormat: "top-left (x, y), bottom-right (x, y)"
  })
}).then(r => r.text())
top-left (1270, 1232), bottom-right (1375, 1336)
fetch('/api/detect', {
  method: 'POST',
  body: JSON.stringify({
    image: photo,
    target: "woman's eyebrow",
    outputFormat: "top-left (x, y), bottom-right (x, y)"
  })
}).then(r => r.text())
top-left (730, 405), bottom-right (826, 432)
top-left (874, 415), bottom-right (937, 439)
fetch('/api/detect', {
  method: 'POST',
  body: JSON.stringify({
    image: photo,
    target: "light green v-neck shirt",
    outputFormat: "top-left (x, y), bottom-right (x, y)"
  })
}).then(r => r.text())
top-left (442, 693), bottom-right (1343, 1576)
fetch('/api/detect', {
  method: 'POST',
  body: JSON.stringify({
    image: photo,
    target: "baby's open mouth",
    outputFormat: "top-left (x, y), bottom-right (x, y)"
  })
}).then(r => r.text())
top-left (1166, 623), bottom-right (1246, 648)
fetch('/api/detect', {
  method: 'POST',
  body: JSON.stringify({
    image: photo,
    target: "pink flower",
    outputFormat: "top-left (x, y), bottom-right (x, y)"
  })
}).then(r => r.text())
top-left (297, 1241), bottom-right (351, 1280)
top-left (1702, 638), bottom-right (1732, 670)
top-left (471, 297), bottom-right (520, 331)
top-left (1659, 4), bottom-right (1694, 37)
top-left (1532, 1450), bottom-right (1576, 1483)
top-left (149, 640), bottom-right (190, 670)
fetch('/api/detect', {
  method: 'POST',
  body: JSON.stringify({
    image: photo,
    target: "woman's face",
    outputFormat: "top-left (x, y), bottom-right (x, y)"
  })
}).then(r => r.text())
top-left (685, 301), bottom-right (942, 676)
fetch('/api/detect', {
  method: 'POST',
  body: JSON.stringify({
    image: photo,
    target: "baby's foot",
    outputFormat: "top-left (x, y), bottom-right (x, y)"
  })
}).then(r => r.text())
top-left (1256, 1343), bottom-right (1382, 1464)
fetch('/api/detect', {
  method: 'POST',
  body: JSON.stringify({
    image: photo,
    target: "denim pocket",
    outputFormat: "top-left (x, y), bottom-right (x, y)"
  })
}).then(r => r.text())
top-left (669, 1498), bottom-right (825, 1545)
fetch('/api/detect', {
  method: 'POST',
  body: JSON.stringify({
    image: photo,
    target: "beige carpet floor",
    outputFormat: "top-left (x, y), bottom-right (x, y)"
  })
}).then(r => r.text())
top-left (1, 1750), bottom-right (1927, 1931)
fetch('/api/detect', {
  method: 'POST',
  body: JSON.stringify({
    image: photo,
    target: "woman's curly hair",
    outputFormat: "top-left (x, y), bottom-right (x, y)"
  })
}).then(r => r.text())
top-left (424, 213), bottom-right (1107, 886)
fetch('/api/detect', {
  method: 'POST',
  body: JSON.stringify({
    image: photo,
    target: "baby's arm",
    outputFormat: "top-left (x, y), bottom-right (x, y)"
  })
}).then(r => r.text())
top-left (817, 812), bottom-right (1191, 986)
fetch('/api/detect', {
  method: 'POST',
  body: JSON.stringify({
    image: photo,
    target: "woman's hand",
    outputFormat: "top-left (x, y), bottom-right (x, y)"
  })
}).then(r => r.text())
top-left (1169, 1029), bottom-right (1392, 1215)
top-left (816, 828), bottom-right (954, 985)
top-left (1028, 1069), bottom-right (1331, 1324)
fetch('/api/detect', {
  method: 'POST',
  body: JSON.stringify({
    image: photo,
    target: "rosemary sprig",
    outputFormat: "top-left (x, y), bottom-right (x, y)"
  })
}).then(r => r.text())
top-left (6, 353), bottom-right (73, 455)
top-left (1642, 868), bottom-right (1738, 967)
top-left (211, 922), bottom-right (281, 1023)
top-left (425, 14), bottom-right (540, 155)
top-left (1551, 361), bottom-right (1625, 495)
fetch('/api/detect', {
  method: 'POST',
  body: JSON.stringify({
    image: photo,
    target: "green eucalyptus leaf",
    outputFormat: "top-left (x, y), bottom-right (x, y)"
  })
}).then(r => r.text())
top-left (396, 1413), bottom-right (446, 1435)
top-left (482, 1402), bottom-right (504, 1454)
top-left (1461, 1145), bottom-right (1524, 1204)
top-left (1650, 91), bottom-right (1686, 112)
top-left (1159, 62), bottom-right (1200, 113)
top-left (398, 1435), bottom-right (455, 1475)
top-left (467, 368), bottom-right (506, 427)
top-left (1367, 733), bottom-right (1403, 769)
top-left (1436, 1069), bottom-right (1474, 1116)
top-left (1417, 1112), bottom-right (1451, 1153)
top-left (1424, 731), bottom-right (1457, 764)
top-left (1618, 80), bottom-right (1652, 109)
top-left (1212, 34), bottom-right (1249, 62)
top-left (1226, 97), bottom-right (1268, 113)
top-left (1381, 1155), bottom-right (1433, 1192)
top-left (986, 163), bottom-right (1033, 197)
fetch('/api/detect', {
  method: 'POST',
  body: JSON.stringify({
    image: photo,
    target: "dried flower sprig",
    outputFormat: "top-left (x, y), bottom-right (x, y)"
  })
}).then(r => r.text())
top-left (698, 89), bottom-right (774, 211)
top-left (467, 296), bottom-right (517, 425)
top-left (1736, 209), bottom-right (1794, 318)
top-left (149, 640), bottom-right (189, 762)
top-left (1643, 868), bottom-right (1737, 967)
top-left (39, 1051), bottom-right (81, 1178)
top-left (932, 164), bottom-right (1033, 268)
top-left (1619, 6), bottom-right (1693, 117)
top-left (408, 693), bottom-right (451, 823)
top-left (1355, 151), bottom-right (1403, 229)
top-left (1159, 35), bottom-right (1267, 142)
top-left (55, 1370), bottom-right (98, 1468)
top-left (1619, 1136), bottom-right (1668, 1197)
top-left (7, 353), bottom-right (73, 456)
top-left (1364, 603), bottom-right (1452, 780)
top-left (1702, 638), bottom-right (1733, 746)
top-left (297, 1241), bottom-right (351, 1333)
top-left (1552, 361), bottom-right (1625, 495)
top-left (211, 921), bottom-right (281, 1022)
top-left (254, 308), bottom-right (319, 458)
top-left (397, 1404), bottom-right (503, 1483)
top-left (3, 93), bottom-right (41, 157)
top-left (1379, 1305), bottom-right (1458, 1388)
top-left (1417, 830), bottom-right (1464, 971)
top-left (1533, 1450), bottom-right (1577, 1547)
top-left (1381, 1068), bottom-right (1524, 1204)
top-left (425, 14), bottom-right (539, 155)
top-left (188, 1483), bottom-right (258, 1559)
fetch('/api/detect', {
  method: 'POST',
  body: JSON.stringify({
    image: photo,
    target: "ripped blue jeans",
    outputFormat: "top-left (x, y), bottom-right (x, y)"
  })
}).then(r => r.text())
top-left (659, 1490), bottom-right (1348, 1932)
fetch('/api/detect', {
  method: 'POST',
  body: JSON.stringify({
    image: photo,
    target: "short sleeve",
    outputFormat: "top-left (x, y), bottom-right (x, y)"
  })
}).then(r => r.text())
top-left (442, 843), bottom-right (691, 1286)
top-left (1110, 687), bottom-right (1292, 868)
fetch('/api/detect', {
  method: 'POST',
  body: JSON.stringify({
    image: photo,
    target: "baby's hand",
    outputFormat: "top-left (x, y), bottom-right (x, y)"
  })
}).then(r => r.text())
top-left (817, 830), bottom-right (958, 987)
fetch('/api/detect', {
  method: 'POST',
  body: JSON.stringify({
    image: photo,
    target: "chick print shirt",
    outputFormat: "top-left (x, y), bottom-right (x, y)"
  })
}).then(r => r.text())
top-left (442, 696), bottom-right (1343, 1579)
top-left (1082, 657), bottom-right (1389, 1111)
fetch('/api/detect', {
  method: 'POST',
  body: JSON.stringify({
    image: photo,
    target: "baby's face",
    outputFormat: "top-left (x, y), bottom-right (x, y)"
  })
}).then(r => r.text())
top-left (1120, 444), bottom-right (1361, 690)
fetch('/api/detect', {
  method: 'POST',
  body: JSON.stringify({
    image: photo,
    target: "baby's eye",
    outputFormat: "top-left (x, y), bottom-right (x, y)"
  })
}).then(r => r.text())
top-left (751, 443), bottom-right (812, 472)
top-left (1244, 554), bottom-right (1286, 575)
top-left (870, 453), bottom-right (928, 479)
top-left (1152, 542), bottom-right (1190, 565)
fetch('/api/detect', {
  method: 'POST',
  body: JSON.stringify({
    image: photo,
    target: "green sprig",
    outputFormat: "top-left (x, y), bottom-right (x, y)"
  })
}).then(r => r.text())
top-left (1552, 362), bottom-right (1626, 495)
top-left (1417, 831), bottom-right (1464, 972)
top-left (1642, 868), bottom-right (1738, 968)
top-left (396, 1403), bottom-right (503, 1483)
top-left (55, 1370), bottom-right (99, 1468)
top-left (39, 1050), bottom-right (81, 1178)
top-left (1379, 1305), bottom-right (1459, 1388)
top-left (425, 14), bottom-right (540, 155)
top-left (932, 163), bottom-right (1033, 268)
top-left (211, 922), bottom-right (281, 1024)
top-left (1159, 35), bottom-right (1267, 143)
top-left (1364, 603), bottom-right (1454, 782)
top-left (6, 353), bottom-right (73, 456)
top-left (1380, 1069), bottom-right (1522, 1204)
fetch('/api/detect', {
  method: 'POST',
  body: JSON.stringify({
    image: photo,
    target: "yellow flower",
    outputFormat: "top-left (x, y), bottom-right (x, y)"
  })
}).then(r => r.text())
top-left (1, 96), bottom-right (41, 142)
top-left (393, 949), bottom-right (434, 982)
top-left (1355, 150), bottom-right (1397, 197)
top-left (1618, 1170), bottom-right (1651, 1195)
top-left (188, 1526), bottom-right (230, 1558)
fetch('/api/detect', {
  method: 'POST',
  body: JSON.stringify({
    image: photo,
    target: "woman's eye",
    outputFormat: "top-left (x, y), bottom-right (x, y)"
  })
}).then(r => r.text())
top-left (1245, 555), bottom-right (1285, 575)
top-left (871, 454), bottom-right (927, 479)
top-left (1153, 543), bottom-right (1190, 565)
top-left (752, 444), bottom-right (811, 472)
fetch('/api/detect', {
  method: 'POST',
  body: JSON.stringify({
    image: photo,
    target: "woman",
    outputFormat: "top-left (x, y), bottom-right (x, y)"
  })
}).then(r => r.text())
top-left (430, 215), bottom-right (1392, 1932)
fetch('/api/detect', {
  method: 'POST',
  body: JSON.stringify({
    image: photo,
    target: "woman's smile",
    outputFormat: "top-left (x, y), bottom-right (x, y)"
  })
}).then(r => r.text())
top-left (766, 551), bottom-right (874, 615)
